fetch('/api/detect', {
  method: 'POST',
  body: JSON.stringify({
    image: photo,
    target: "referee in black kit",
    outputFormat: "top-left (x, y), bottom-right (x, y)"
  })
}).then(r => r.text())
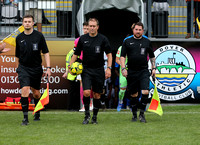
top-left (120, 22), bottom-right (156, 123)
top-left (15, 15), bottom-right (51, 125)
top-left (69, 18), bottom-right (112, 124)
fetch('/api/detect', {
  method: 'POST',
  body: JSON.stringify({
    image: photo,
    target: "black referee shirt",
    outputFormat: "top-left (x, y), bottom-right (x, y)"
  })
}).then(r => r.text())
top-left (15, 30), bottom-right (49, 67)
top-left (74, 33), bottom-right (112, 68)
top-left (121, 36), bottom-right (155, 70)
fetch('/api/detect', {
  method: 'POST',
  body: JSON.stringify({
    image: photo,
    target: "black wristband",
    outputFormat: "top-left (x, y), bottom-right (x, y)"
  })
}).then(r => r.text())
top-left (107, 66), bottom-right (112, 69)
top-left (47, 67), bottom-right (51, 69)
top-left (122, 67), bottom-right (126, 71)
top-left (152, 68), bottom-right (156, 70)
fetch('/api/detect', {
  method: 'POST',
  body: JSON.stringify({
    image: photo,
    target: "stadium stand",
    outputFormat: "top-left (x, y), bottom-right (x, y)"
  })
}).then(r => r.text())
top-left (0, 0), bottom-right (196, 39)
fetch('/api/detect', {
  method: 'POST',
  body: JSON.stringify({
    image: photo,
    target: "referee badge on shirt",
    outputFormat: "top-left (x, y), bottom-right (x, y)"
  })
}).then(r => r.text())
top-left (141, 48), bottom-right (145, 55)
top-left (32, 43), bottom-right (38, 51)
top-left (95, 46), bottom-right (101, 53)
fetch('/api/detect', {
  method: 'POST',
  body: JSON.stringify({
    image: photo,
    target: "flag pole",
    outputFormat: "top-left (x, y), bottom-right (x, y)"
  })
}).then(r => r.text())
top-left (47, 74), bottom-right (49, 97)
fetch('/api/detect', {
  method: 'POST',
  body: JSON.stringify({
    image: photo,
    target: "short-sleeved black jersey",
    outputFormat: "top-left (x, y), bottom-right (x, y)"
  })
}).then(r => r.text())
top-left (74, 33), bottom-right (112, 68)
top-left (15, 30), bottom-right (49, 67)
top-left (121, 36), bottom-right (155, 70)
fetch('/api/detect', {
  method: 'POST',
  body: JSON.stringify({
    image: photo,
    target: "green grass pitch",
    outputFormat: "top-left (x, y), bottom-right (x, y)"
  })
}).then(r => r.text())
top-left (0, 105), bottom-right (200, 145)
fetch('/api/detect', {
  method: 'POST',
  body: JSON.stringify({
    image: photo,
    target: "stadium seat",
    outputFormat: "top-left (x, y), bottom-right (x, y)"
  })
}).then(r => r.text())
top-left (1, 5), bottom-right (18, 24)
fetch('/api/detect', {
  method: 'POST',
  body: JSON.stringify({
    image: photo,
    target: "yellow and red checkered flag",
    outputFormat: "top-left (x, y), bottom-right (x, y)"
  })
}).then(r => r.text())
top-left (2, 25), bottom-right (24, 47)
top-left (33, 80), bottom-right (49, 115)
top-left (148, 78), bottom-right (163, 116)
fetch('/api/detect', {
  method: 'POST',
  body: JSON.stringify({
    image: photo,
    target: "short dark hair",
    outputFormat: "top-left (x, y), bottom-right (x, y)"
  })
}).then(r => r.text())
top-left (88, 18), bottom-right (99, 26)
top-left (22, 15), bottom-right (34, 22)
top-left (83, 22), bottom-right (88, 26)
top-left (132, 22), bottom-right (144, 29)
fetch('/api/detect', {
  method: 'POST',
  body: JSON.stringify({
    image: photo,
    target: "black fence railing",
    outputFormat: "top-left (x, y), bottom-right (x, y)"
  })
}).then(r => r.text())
top-left (0, 0), bottom-right (198, 39)
top-left (0, 0), bottom-right (80, 38)
top-left (147, 0), bottom-right (199, 39)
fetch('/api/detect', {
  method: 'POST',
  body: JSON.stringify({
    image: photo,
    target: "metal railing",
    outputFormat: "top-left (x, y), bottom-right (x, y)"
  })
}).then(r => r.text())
top-left (0, 0), bottom-right (198, 39)
top-left (147, 0), bottom-right (198, 38)
top-left (0, 0), bottom-right (79, 38)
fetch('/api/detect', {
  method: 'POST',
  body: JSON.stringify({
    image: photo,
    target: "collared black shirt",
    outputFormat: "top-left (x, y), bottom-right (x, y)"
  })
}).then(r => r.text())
top-left (121, 36), bottom-right (155, 70)
top-left (74, 33), bottom-right (112, 68)
top-left (15, 30), bottom-right (49, 67)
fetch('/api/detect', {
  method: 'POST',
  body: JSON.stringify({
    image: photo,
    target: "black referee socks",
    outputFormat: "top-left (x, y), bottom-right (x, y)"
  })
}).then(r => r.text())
top-left (140, 94), bottom-right (149, 113)
top-left (93, 99), bottom-right (101, 116)
top-left (130, 97), bottom-right (138, 114)
top-left (21, 97), bottom-right (29, 120)
top-left (83, 96), bottom-right (90, 112)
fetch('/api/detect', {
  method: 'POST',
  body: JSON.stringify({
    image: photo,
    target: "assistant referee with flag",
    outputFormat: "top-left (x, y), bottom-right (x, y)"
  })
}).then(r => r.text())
top-left (121, 22), bottom-right (156, 123)
top-left (15, 15), bottom-right (51, 126)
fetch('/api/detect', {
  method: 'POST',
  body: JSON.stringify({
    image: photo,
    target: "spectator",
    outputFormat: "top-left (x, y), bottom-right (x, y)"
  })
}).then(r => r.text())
top-left (185, 0), bottom-right (200, 39)
top-left (152, 0), bottom-right (169, 38)
top-left (1, 0), bottom-right (21, 22)
top-left (23, 0), bottom-right (43, 32)
top-left (63, 22), bottom-right (90, 111)
top-left (42, 9), bottom-right (51, 24)
top-left (152, 0), bottom-right (169, 12)
top-left (1, 0), bottom-right (18, 6)
top-left (116, 46), bottom-right (127, 112)
top-left (100, 52), bottom-right (109, 110)
top-left (62, 48), bottom-right (80, 111)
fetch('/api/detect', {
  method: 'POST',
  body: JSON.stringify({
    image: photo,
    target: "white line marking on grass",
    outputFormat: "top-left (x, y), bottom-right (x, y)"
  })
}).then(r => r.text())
top-left (1, 111), bottom-right (200, 115)
top-left (39, 111), bottom-right (200, 115)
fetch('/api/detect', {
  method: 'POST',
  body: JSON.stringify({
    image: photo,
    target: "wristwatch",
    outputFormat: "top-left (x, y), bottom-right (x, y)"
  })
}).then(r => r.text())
top-left (107, 67), bottom-right (112, 69)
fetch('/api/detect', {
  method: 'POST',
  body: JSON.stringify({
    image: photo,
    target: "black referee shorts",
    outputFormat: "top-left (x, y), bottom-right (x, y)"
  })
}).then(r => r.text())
top-left (127, 69), bottom-right (150, 95)
top-left (17, 64), bottom-right (43, 90)
top-left (81, 67), bottom-right (105, 93)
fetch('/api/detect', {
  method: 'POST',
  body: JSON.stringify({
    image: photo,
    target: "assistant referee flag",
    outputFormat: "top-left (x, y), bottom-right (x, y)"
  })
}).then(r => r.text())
top-left (148, 82), bottom-right (163, 116)
top-left (2, 25), bottom-right (24, 47)
top-left (33, 83), bottom-right (49, 115)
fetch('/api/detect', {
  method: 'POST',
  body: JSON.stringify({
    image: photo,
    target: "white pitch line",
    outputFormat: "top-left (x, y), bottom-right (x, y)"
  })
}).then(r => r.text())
top-left (38, 111), bottom-right (200, 115)
top-left (1, 111), bottom-right (200, 115)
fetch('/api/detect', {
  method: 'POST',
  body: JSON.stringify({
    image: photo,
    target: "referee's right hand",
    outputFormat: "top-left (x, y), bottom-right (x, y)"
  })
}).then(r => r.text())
top-left (105, 68), bottom-right (111, 79)
top-left (45, 68), bottom-right (51, 81)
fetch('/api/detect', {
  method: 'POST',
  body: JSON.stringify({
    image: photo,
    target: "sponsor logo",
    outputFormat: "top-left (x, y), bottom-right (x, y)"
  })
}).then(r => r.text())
top-left (149, 45), bottom-right (196, 101)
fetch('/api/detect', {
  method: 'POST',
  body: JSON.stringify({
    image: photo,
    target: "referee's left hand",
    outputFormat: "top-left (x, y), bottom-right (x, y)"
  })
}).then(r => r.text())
top-left (105, 68), bottom-right (111, 79)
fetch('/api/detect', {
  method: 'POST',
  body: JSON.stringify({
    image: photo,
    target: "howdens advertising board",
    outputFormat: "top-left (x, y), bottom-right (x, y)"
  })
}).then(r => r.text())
top-left (0, 40), bottom-right (74, 109)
